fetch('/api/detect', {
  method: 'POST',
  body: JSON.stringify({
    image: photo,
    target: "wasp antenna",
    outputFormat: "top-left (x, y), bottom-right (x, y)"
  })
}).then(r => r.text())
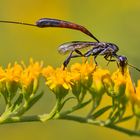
top-left (0, 20), bottom-right (36, 27)
top-left (128, 63), bottom-right (140, 72)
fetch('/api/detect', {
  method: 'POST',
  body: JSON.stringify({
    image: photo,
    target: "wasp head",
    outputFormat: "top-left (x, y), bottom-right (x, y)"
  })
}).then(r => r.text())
top-left (117, 55), bottom-right (128, 74)
top-left (118, 55), bottom-right (128, 67)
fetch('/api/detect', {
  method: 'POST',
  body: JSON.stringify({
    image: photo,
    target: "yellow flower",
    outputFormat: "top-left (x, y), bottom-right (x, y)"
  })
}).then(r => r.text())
top-left (93, 68), bottom-right (110, 92)
top-left (111, 69), bottom-right (127, 93)
top-left (70, 61), bottom-right (95, 82)
top-left (136, 80), bottom-right (140, 103)
top-left (21, 59), bottom-right (43, 88)
top-left (110, 67), bottom-right (135, 100)
top-left (0, 67), bottom-right (6, 82)
top-left (43, 66), bottom-right (73, 90)
top-left (42, 65), bottom-right (55, 78)
top-left (130, 80), bottom-right (140, 117)
top-left (5, 63), bottom-right (23, 82)
top-left (130, 80), bottom-right (140, 106)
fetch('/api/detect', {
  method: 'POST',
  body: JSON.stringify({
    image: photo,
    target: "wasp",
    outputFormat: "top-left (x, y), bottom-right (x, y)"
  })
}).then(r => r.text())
top-left (0, 18), bottom-right (139, 73)
top-left (58, 41), bottom-right (140, 73)
top-left (58, 41), bottom-right (119, 67)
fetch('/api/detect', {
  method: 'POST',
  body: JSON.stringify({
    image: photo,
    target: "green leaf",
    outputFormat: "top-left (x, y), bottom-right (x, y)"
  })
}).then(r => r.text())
top-left (26, 91), bottom-right (44, 111)
top-left (135, 118), bottom-right (140, 131)
top-left (60, 99), bottom-right (92, 116)
top-left (72, 82), bottom-right (82, 99)
top-left (11, 94), bottom-right (23, 112)
top-left (90, 105), bottom-right (112, 119)
top-left (115, 115), bottom-right (134, 124)
top-left (59, 97), bottom-right (76, 111)
top-left (73, 99), bottom-right (92, 111)
top-left (23, 81), bottom-right (34, 100)
top-left (108, 110), bottom-right (121, 124)
top-left (6, 81), bottom-right (19, 100)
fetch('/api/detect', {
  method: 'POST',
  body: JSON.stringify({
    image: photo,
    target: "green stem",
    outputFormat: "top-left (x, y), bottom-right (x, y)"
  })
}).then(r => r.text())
top-left (1, 113), bottom-right (140, 137)
top-left (43, 97), bottom-right (61, 120)
top-left (0, 97), bottom-right (61, 124)
top-left (58, 115), bottom-right (140, 136)
top-left (0, 115), bottom-right (41, 124)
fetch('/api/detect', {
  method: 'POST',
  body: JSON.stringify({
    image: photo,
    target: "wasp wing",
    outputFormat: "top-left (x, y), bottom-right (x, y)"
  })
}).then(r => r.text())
top-left (58, 41), bottom-right (99, 54)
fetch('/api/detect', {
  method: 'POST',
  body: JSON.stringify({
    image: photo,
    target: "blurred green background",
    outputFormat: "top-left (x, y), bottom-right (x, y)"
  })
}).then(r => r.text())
top-left (0, 0), bottom-right (140, 140)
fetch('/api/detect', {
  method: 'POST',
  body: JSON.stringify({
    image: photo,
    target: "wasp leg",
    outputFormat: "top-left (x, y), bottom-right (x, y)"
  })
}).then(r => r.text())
top-left (93, 55), bottom-right (98, 65)
top-left (75, 49), bottom-right (90, 63)
top-left (82, 49), bottom-right (94, 63)
top-left (104, 54), bottom-right (116, 61)
top-left (104, 56), bottom-right (116, 62)
top-left (104, 55), bottom-right (116, 66)
top-left (84, 51), bottom-right (98, 65)
top-left (63, 50), bottom-right (83, 69)
top-left (91, 55), bottom-right (97, 71)
top-left (63, 51), bottom-right (74, 68)
top-left (75, 49), bottom-right (84, 56)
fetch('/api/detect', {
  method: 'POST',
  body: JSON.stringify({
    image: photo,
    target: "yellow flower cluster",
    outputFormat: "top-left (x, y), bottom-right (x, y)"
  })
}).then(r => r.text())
top-left (42, 66), bottom-right (72, 90)
top-left (42, 61), bottom-right (140, 109)
top-left (0, 59), bottom-right (43, 88)
top-left (0, 59), bottom-right (140, 110)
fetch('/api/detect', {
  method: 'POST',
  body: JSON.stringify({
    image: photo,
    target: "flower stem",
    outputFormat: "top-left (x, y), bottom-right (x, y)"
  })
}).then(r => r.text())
top-left (1, 113), bottom-right (140, 137)
top-left (58, 114), bottom-right (140, 136)
top-left (0, 115), bottom-right (41, 124)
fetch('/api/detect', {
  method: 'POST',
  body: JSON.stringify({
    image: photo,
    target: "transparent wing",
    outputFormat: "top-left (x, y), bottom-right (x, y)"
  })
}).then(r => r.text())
top-left (58, 41), bottom-right (99, 54)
